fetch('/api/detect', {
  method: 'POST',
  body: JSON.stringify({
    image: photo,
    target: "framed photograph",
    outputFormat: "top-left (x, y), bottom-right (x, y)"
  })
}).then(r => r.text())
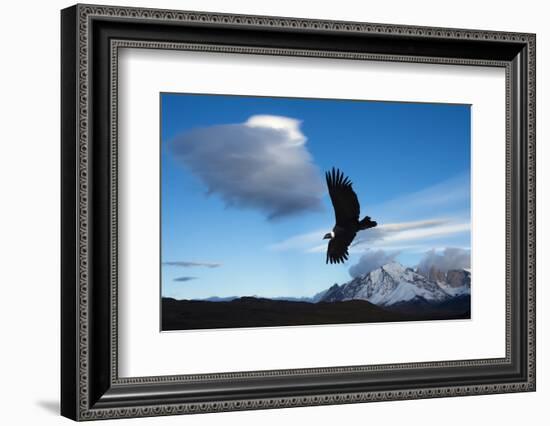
top-left (61, 4), bottom-right (536, 421)
top-left (159, 94), bottom-right (473, 331)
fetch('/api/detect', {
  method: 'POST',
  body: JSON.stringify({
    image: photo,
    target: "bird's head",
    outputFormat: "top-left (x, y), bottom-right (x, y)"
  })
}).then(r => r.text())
top-left (323, 232), bottom-right (334, 240)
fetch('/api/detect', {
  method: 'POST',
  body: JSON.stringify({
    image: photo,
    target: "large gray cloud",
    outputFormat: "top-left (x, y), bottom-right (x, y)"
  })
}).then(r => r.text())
top-left (416, 247), bottom-right (470, 275)
top-left (348, 249), bottom-right (400, 278)
top-left (170, 115), bottom-right (325, 219)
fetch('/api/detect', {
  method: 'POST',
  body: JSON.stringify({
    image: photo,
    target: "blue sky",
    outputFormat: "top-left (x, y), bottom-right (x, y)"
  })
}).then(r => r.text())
top-left (160, 93), bottom-right (471, 299)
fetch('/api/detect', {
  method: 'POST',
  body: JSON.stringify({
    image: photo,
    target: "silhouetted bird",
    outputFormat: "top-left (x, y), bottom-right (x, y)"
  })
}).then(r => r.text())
top-left (323, 168), bottom-right (377, 264)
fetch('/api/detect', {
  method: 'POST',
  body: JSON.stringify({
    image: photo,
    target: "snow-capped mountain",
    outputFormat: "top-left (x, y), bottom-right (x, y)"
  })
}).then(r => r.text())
top-left (319, 261), bottom-right (468, 306)
top-left (432, 268), bottom-right (471, 297)
top-left (195, 262), bottom-right (470, 308)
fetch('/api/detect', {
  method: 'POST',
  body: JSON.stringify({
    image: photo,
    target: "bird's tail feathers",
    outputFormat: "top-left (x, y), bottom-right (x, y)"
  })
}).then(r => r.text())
top-left (358, 216), bottom-right (377, 230)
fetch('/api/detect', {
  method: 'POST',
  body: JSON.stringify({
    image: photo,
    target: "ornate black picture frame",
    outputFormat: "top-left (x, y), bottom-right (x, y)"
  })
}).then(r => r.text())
top-left (61, 4), bottom-right (536, 421)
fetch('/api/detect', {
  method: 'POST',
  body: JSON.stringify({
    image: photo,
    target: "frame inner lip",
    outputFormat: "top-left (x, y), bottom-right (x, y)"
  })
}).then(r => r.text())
top-left (109, 38), bottom-right (513, 384)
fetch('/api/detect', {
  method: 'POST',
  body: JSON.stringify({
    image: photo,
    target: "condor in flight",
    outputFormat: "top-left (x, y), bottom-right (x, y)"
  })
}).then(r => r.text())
top-left (323, 168), bottom-right (377, 264)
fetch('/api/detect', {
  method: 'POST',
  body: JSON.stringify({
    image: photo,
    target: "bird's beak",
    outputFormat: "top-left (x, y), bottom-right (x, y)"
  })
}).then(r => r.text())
top-left (323, 233), bottom-right (330, 240)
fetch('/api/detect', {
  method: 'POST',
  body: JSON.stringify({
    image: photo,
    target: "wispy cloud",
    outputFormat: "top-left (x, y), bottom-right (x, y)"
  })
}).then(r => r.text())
top-left (370, 172), bottom-right (470, 221)
top-left (268, 172), bottom-right (471, 255)
top-left (274, 217), bottom-right (470, 254)
top-left (352, 219), bottom-right (470, 248)
top-left (163, 261), bottom-right (222, 268)
top-left (173, 276), bottom-right (198, 282)
top-left (351, 218), bottom-right (449, 245)
top-left (268, 229), bottom-right (326, 251)
top-left (170, 114), bottom-right (325, 219)
top-left (267, 220), bottom-right (456, 252)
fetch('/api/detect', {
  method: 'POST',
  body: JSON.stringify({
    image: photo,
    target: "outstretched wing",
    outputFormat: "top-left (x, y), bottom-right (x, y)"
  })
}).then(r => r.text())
top-left (325, 167), bottom-right (360, 227)
top-left (326, 231), bottom-right (356, 264)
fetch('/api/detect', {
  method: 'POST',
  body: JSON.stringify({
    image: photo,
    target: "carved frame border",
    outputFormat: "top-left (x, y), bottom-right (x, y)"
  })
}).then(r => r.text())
top-left (61, 3), bottom-right (535, 421)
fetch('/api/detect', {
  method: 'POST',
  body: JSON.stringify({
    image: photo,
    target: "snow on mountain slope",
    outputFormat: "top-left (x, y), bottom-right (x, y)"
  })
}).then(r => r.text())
top-left (194, 262), bottom-right (470, 307)
top-left (319, 261), bottom-right (451, 306)
top-left (434, 268), bottom-right (471, 296)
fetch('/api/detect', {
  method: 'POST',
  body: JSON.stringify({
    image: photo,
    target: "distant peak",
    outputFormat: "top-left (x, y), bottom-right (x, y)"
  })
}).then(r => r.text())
top-left (355, 261), bottom-right (406, 280)
top-left (383, 260), bottom-right (402, 266)
top-left (380, 261), bottom-right (406, 273)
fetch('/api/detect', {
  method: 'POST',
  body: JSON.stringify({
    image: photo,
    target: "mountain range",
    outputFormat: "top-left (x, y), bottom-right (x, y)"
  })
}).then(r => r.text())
top-left (199, 261), bottom-right (471, 308)
top-left (316, 261), bottom-right (470, 306)
top-left (164, 261), bottom-right (470, 330)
